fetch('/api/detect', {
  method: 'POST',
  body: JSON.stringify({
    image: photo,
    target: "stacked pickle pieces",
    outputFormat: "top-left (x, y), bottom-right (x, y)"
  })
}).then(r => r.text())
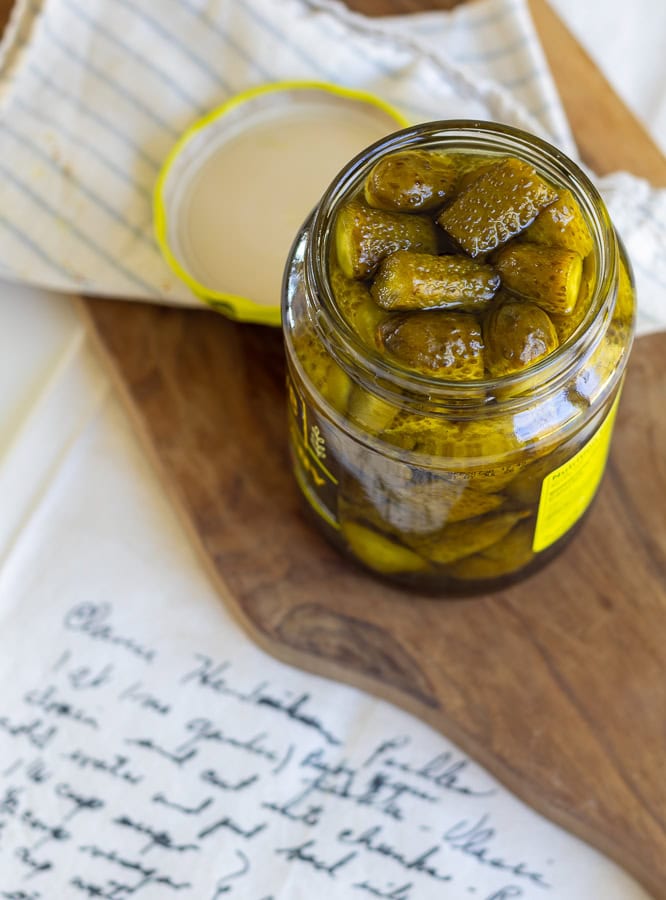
top-left (291, 149), bottom-right (630, 582)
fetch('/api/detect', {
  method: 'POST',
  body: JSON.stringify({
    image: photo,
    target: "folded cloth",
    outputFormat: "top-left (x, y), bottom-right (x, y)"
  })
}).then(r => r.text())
top-left (0, 0), bottom-right (663, 334)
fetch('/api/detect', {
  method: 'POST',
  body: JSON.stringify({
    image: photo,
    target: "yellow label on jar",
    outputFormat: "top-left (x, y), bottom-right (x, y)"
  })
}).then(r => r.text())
top-left (532, 394), bottom-right (621, 553)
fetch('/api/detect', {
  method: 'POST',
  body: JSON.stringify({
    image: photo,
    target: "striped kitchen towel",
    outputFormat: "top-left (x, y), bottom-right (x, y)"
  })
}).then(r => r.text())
top-left (0, 0), bottom-right (663, 333)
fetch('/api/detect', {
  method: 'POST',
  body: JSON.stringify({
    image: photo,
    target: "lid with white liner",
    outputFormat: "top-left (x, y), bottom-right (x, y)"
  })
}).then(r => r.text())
top-left (154, 81), bottom-right (408, 326)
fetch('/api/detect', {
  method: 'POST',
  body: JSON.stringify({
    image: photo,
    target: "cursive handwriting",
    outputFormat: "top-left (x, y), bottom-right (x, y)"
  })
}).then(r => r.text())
top-left (354, 880), bottom-right (413, 899)
top-left (300, 748), bottom-right (437, 821)
top-left (443, 816), bottom-right (550, 888)
top-left (61, 749), bottom-right (143, 785)
top-left (64, 604), bottom-right (155, 664)
top-left (125, 737), bottom-right (196, 768)
top-left (113, 814), bottom-right (199, 855)
top-left (0, 601), bottom-right (561, 898)
top-left (153, 793), bottom-right (213, 816)
top-left (181, 655), bottom-right (341, 745)
top-left (15, 846), bottom-right (53, 879)
top-left (78, 844), bottom-right (192, 893)
top-left (197, 813), bottom-right (267, 842)
top-left (24, 686), bottom-right (98, 730)
top-left (200, 770), bottom-right (258, 793)
top-left (365, 737), bottom-right (495, 798)
top-left (338, 825), bottom-right (453, 884)
top-left (0, 716), bottom-right (56, 750)
top-left (55, 782), bottom-right (104, 821)
top-left (119, 682), bottom-right (171, 716)
top-left (276, 839), bottom-right (356, 879)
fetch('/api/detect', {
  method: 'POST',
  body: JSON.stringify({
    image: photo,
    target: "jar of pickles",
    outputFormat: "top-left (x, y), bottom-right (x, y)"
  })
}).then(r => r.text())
top-left (282, 121), bottom-right (635, 593)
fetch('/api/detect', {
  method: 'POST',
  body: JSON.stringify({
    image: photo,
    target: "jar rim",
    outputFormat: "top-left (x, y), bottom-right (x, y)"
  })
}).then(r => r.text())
top-left (305, 119), bottom-right (619, 411)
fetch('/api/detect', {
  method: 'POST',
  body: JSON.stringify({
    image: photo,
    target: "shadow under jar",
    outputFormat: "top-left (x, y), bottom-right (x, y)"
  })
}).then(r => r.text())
top-left (282, 121), bottom-right (635, 595)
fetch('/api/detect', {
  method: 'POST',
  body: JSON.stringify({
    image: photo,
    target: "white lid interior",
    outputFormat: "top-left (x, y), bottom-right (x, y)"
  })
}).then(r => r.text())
top-left (160, 86), bottom-right (404, 311)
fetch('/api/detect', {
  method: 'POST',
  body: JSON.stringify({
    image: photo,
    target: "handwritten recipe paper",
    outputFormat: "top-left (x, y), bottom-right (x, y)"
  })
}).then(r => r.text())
top-left (0, 310), bottom-right (649, 899)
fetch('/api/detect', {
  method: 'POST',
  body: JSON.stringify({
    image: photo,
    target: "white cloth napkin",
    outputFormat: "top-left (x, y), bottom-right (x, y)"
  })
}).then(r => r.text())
top-left (0, 0), bottom-right (664, 333)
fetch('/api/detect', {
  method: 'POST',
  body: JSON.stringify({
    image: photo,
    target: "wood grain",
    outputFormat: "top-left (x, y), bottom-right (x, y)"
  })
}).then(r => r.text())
top-left (2, 0), bottom-right (665, 894)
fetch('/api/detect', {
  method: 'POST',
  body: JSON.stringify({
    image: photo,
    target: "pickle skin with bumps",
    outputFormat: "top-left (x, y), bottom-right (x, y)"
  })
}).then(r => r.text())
top-left (484, 297), bottom-right (559, 377)
top-left (437, 158), bottom-right (558, 257)
top-left (378, 310), bottom-right (485, 380)
top-left (330, 258), bottom-right (383, 347)
top-left (371, 250), bottom-right (500, 312)
top-left (335, 201), bottom-right (438, 280)
top-left (364, 150), bottom-right (457, 212)
top-left (292, 326), bottom-right (351, 412)
top-left (495, 243), bottom-right (583, 316)
top-left (522, 188), bottom-right (594, 256)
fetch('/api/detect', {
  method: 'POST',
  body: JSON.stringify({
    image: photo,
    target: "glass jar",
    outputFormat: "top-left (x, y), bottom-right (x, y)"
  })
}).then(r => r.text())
top-left (282, 121), bottom-right (635, 594)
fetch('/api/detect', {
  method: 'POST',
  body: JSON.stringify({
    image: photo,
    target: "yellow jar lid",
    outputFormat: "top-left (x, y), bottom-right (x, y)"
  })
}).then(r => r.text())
top-left (154, 81), bottom-right (408, 326)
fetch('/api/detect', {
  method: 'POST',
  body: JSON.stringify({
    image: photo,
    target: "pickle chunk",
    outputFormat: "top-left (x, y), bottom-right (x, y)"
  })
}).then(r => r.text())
top-left (379, 311), bottom-right (484, 380)
top-left (371, 251), bottom-right (500, 312)
top-left (437, 158), bottom-right (557, 257)
top-left (523, 188), bottom-right (593, 256)
top-left (341, 521), bottom-right (428, 575)
top-left (330, 259), bottom-right (383, 347)
top-left (335, 201), bottom-right (437, 280)
top-left (364, 150), bottom-right (457, 212)
top-left (292, 327), bottom-right (351, 411)
top-left (420, 510), bottom-right (531, 565)
top-left (484, 298), bottom-right (559, 377)
top-left (495, 244), bottom-right (583, 316)
top-left (447, 521), bottom-right (535, 579)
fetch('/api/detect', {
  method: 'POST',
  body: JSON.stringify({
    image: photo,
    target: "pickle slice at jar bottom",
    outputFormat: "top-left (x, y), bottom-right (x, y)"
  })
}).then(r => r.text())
top-left (446, 521), bottom-right (535, 579)
top-left (495, 244), bottom-right (583, 316)
top-left (341, 521), bottom-right (429, 575)
top-left (372, 250), bottom-right (500, 312)
top-left (338, 470), bottom-right (505, 537)
top-left (364, 150), bottom-right (457, 212)
top-left (335, 201), bottom-right (438, 280)
top-left (418, 509), bottom-right (532, 565)
top-left (437, 158), bottom-right (558, 257)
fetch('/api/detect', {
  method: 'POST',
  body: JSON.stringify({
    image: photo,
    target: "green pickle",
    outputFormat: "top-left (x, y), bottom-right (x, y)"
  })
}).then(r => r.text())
top-left (522, 188), bottom-right (594, 255)
top-left (335, 200), bottom-right (437, 279)
top-left (484, 297), bottom-right (559, 377)
top-left (286, 137), bottom-right (634, 592)
top-left (372, 250), bottom-right (500, 311)
top-left (495, 244), bottom-right (583, 316)
top-left (378, 311), bottom-right (485, 380)
top-left (364, 150), bottom-right (457, 212)
top-left (437, 157), bottom-right (558, 256)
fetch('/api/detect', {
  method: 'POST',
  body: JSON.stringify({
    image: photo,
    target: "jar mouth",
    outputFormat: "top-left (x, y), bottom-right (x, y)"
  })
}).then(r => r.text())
top-left (306, 119), bottom-right (618, 410)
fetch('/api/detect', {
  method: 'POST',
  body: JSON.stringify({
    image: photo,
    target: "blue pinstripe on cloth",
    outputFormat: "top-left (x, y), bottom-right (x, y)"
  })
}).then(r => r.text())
top-left (0, 0), bottom-right (663, 333)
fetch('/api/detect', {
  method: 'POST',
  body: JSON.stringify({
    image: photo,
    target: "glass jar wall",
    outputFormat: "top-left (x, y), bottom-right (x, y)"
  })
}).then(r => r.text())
top-left (282, 121), bottom-right (635, 594)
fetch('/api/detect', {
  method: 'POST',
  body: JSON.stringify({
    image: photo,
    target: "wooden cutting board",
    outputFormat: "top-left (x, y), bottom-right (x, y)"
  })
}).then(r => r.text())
top-left (5, 0), bottom-right (659, 893)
